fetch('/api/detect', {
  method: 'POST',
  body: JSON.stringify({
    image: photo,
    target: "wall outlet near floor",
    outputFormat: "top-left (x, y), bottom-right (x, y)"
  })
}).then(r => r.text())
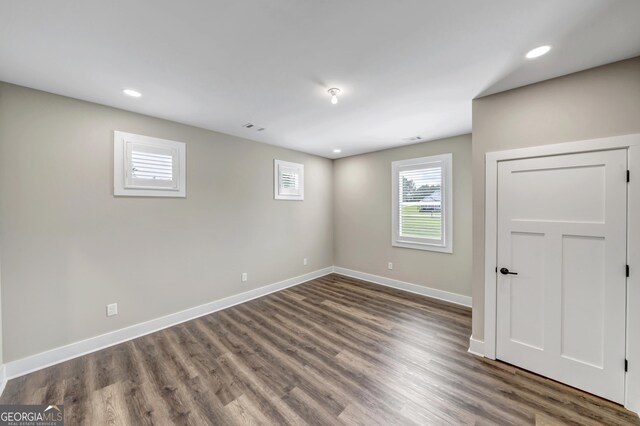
top-left (303, 258), bottom-right (308, 266)
top-left (388, 262), bottom-right (393, 270)
top-left (241, 272), bottom-right (248, 282)
top-left (106, 303), bottom-right (118, 317)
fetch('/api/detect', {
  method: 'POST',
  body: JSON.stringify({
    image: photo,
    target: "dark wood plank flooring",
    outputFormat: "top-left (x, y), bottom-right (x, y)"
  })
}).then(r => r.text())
top-left (1, 274), bottom-right (638, 425)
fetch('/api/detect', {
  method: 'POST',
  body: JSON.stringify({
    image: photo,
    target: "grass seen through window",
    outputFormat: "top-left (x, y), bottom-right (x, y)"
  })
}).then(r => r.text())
top-left (400, 205), bottom-right (442, 239)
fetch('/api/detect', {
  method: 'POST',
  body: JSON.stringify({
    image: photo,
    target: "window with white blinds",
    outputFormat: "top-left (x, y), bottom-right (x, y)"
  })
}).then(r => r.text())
top-left (114, 131), bottom-right (186, 197)
top-left (280, 170), bottom-right (300, 195)
top-left (126, 142), bottom-right (178, 189)
top-left (274, 160), bottom-right (304, 200)
top-left (391, 154), bottom-right (453, 253)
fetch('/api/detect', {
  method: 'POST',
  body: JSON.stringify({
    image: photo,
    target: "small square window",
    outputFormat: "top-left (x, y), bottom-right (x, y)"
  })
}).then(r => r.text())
top-left (114, 131), bottom-right (186, 197)
top-left (274, 160), bottom-right (304, 200)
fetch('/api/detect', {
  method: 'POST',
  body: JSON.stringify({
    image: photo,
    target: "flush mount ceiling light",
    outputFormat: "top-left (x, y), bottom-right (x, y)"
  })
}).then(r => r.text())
top-left (333, 148), bottom-right (342, 153)
top-left (123, 88), bottom-right (142, 97)
top-left (328, 88), bottom-right (342, 105)
top-left (525, 45), bottom-right (551, 59)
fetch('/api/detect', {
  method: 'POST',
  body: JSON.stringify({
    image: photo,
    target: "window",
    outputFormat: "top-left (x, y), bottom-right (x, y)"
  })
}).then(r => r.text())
top-left (114, 131), bottom-right (186, 197)
top-left (274, 160), bottom-right (304, 200)
top-left (392, 153), bottom-right (452, 252)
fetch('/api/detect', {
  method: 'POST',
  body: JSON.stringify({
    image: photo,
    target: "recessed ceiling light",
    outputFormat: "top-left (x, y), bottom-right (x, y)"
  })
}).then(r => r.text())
top-left (525, 45), bottom-right (551, 59)
top-left (333, 149), bottom-right (342, 153)
top-left (123, 89), bottom-right (142, 98)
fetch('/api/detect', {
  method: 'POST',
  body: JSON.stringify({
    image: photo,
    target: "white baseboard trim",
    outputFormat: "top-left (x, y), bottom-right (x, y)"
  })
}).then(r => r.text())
top-left (0, 365), bottom-right (6, 397)
top-left (468, 336), bottom-right (485, 357)
top-left (3, 267), bottom-right (333, 381)
top-left (332, 267), bottom-right (472, 307)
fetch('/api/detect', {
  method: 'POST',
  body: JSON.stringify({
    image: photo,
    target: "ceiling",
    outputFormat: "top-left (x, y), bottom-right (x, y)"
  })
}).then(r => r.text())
top-left (1, 1), bottom-right (640, 159)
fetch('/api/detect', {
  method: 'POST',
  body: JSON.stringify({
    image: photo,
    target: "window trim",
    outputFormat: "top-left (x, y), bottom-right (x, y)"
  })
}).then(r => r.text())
top-left (274, 159), bottom-right (304, 200)
top-left (391, 153), bottom-right (453, 253)
top-left (114, 131), bottom-right (186, 198)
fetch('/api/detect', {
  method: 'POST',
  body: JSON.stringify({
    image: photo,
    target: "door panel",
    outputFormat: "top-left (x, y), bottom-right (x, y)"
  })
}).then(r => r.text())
top-left (508, 165), bottom-right (605, 222)
top-left (509, 232), bottom-right (545, 350)
top-left (497, 149), bottom-right (627, 403)
top-left (561, 235), bottom-right (605, 368)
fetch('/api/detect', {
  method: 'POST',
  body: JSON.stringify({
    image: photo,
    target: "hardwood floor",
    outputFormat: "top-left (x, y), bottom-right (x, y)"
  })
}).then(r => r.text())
top-left (1, 273), bottom-right (638, 425)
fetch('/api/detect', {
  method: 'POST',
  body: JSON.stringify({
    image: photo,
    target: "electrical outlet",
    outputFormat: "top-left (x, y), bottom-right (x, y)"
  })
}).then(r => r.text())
top-left (303, 258), bottom-right (308, 266)
top-left (388, 262), bottom-right (393, 270)
top-left (241, 272), bottom-right (248, 282)
top-left (107, 303), bottom-right (118, 317)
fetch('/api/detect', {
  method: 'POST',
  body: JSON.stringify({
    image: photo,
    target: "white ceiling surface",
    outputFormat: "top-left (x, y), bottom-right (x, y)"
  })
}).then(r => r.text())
top-left (1, 1), bottom-right (640, 158)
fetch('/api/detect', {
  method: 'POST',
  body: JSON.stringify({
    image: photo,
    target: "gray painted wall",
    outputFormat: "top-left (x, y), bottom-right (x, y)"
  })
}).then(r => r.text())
top-left (6, 56), bottom-right (636, 363)
top-left (333, 134), bottom-right (472, 297)
top-left (0, 83), bottom-right (334, 362)
top-left (471, 57), bottom-right (640, 341)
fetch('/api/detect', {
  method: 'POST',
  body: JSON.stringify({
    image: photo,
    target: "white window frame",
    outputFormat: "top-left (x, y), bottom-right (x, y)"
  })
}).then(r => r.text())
top-left (274, 159), bottom-right (304, 200)
top-left (114, 131), bottom-right (186, 197)
top-left (391, 153), bottom-right (453, 253)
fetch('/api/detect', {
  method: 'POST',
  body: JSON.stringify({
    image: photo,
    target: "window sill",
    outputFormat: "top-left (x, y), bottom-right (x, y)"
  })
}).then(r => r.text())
top-left (392, 240), bottom-right (453, 253)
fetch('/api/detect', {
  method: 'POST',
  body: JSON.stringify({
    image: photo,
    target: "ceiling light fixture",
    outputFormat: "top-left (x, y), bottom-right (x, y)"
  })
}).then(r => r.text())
top-left (333, 149), bottom-right (342, 153)
top-left (123, 88), bottom-right (142, 98)
top-left (525, 45), bottom-right (551, 59)
top-left (328, 88), bottom-right (341, 105)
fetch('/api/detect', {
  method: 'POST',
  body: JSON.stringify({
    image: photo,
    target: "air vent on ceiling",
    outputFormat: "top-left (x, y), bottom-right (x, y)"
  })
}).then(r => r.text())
top-left (403, 136), bottom-right (423, 142)
top-left (242, 123), bottom-right (266, 132)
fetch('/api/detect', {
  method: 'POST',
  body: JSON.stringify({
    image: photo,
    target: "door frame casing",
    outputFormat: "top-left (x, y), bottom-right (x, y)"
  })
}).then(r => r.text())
top-left (483, 133), bottom-right (640, 412)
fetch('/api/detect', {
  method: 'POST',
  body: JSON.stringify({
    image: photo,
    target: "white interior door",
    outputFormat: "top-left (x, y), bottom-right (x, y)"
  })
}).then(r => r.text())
top-left (496, 149), bottom-right (627, 403)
